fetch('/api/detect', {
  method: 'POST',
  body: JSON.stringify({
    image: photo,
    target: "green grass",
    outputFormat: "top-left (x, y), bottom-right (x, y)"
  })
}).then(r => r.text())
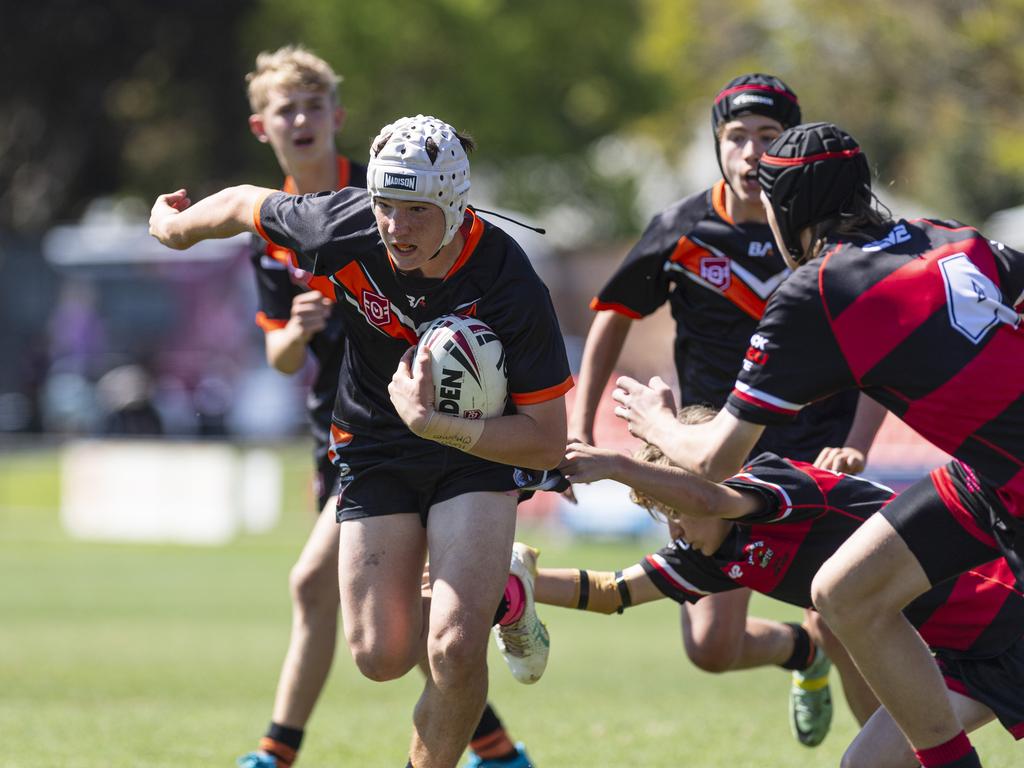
top-left (0, 446), bottom-right (1019, 767)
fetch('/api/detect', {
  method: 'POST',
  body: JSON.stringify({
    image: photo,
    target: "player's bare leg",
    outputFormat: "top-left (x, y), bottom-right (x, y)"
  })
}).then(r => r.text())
top-left (337, 514), bottom-right (429, 682)
top-left (270, 498), bottom-right (341, 727)
top-left (842, 690), bottom-right (996, 768)
top-left (805, 608), bottom-right (878, 726)
top-left (680, 589), bottom-right (795, 671)
top-left (410, 491), bottom-right (516, 768)
top-left (812, 513), bottom-right (964, 754)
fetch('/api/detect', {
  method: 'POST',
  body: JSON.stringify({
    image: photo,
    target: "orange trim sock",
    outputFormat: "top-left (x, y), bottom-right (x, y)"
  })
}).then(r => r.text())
top-left (258, 737), bottom-right (297, 768)
top-left (470, 704), bottom-right (518, 761)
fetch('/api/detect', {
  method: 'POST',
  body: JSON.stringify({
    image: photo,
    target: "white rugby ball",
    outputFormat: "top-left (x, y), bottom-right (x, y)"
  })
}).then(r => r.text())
top-left (416, 315), bottom-right (508, 419)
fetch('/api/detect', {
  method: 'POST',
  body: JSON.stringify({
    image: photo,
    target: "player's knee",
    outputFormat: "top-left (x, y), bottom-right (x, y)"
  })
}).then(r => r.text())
top-left (810, 558), bottom-right (860, 628)
top-left (683, 636), bottom-right (739, 673)
top-left (350, 642), bottom-right (415, 682)
top-left (427, 623), bottom-right (487, 689)
top-left (288, 561), bottom-right (334, 617)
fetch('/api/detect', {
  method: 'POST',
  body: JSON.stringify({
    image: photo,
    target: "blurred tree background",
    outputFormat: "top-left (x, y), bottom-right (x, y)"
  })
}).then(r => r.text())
top-left (3, 0), bottom-right (1024, 238)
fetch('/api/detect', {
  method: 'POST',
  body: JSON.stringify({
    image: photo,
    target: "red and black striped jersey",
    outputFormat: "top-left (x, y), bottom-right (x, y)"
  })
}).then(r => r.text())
top-left (593, 180), bottom-right (857, 461)
top-left (249, 157), bottom-right (367, 446)
top-left (726, 219), bottom-right (1024, 518)
top-left (254, 187), bottom-right (573, 441)
top-left (641, 453), bottom-right (1024, 657)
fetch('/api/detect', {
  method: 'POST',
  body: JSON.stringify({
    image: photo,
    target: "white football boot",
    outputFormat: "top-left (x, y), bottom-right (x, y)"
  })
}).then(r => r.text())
top-left (492, 543), bottom-right (549, 684)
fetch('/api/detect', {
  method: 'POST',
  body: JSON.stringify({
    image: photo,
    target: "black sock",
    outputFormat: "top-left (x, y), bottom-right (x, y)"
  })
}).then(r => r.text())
top-left (780, 623), bottom-right (814, 671)
top-left (472, 703), bottom-right (504, 741)
top-left (266, 722), bottom-right (304, 751)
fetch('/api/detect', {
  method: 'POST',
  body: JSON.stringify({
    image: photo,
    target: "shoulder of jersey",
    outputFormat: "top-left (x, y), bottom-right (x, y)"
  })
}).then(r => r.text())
top-left (655, 187), bottom-right (713, 229)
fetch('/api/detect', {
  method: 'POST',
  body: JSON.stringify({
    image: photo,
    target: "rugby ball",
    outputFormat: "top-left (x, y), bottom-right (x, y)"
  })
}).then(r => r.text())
top-left (416, 315), bottom-right (508, 419)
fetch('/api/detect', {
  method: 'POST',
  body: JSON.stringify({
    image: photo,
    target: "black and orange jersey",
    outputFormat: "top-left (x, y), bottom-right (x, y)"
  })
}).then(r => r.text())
top-left (593, 180), bottom-right (857, 461)
top-left (250, 157), bottom-right (367, 449)
top-left (253, 187), bottom-right (574, 441)
top-left (640, 453), bottom-right (1024, 658)
top-left (727, 219), bottom-right (1024, 518)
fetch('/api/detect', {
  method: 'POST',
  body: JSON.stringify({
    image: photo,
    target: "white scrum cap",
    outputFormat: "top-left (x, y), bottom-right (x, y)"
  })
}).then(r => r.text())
top-left (367, 114), bottom-right (471, 246)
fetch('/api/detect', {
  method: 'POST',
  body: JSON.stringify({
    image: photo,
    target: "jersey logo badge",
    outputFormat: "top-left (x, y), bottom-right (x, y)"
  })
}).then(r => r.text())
top-left (727, 564), bottom-right (743, 580)
top-left (748, 241), bottom-right (773, 258)
top-left (362, 289), bottom-right (392, 327)
top-left (700, 256), bottom-right (731, 290)
top-left (863, 223), bottom-right (911, 252)
top-left (744, 540), bottom-right (774, 568)
top-left (407, 295), bottom-right (426, 308)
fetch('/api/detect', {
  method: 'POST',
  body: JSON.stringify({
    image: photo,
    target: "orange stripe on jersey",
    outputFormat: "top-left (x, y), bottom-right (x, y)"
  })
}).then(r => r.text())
top-left (669, 236), bottom-right (766, 320)
top-left (589, 298), bottom-right (643, 318)
top-left (255, 311), bottom-right (287, 332)
top-left (330, 424), bottom-right (354, 447)
top-left (444, 209), bottom-right (485, 279)
top-left (336, 156), bottom-right (351, 189)
top-left (333, 261), bottom-right (418, 344)
top-left (711, 179), bottom-right (734, 225)
top-left (511, 374), bottom-right (574, 406)
top-left (252, 189), bottom-right (278, 246)
top-left (283, 155), bottom-right (352, 194)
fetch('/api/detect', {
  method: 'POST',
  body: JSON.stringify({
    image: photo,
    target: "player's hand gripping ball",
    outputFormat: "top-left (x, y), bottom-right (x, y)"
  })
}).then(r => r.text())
top-left (416, 315), bottom-right (508, 419)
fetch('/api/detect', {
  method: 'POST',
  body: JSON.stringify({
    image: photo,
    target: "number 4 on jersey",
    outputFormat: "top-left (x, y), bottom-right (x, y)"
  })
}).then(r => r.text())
top-left (938, 252), bottom-right (1020, 343)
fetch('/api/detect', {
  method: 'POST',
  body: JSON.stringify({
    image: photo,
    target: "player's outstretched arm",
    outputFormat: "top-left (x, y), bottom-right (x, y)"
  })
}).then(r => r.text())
top-left (149, 185), bottom-right (274, 250)
top-left (613, 376), bottom-right (762, 481)
top-left (561, 441), bottom-right (756, 520)
top-left (534, 563), bottom-right (664, 615)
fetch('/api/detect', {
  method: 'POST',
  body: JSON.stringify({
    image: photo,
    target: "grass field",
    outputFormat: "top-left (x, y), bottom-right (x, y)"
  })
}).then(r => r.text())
top-left (1, 445), bottom-right (1019, 767)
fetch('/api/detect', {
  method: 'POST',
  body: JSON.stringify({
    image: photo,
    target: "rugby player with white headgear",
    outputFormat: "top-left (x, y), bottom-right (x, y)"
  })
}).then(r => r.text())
top-left (149, 114), bottom-right (573, 768)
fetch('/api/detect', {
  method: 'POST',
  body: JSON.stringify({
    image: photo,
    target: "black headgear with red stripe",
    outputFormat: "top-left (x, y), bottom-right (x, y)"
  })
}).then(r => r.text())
top-left (712, 73), bottom-right (801, 190)
top-left (712, 73), bottom-right (802, 136)
top-left (758, 122), bottom-right (872, 261)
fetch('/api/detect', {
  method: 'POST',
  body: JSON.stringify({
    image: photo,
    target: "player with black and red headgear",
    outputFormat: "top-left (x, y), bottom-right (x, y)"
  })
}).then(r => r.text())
top-left (569, 74), bottom-right (885, 747)
top-left (613, 121), bottom-right (1024, 768)
top-left (547, 404), bottom-right (1024, 767)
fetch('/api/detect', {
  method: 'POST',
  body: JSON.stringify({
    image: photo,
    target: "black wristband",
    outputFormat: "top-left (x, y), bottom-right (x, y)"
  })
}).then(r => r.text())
top-left (576, 569), bottom-right (590, 610)
top-left (614, 570), bottom-right (632, 614)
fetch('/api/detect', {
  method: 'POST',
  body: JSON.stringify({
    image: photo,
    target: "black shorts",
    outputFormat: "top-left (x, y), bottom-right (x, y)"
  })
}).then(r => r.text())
top-left (331, 432), bottom-right (520, 526)
top-left (881, 462), bottom-right (1008, 587)
top-left (315, 448), bottom-right (339, 513)
top-left (937, 637), bottom-right (1024, 739)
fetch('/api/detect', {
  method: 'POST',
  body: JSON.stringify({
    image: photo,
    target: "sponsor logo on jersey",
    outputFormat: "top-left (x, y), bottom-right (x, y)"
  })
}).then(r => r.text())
top-left (407, 294), bottom-right (426, 308)
top-left (744, 540), bottom-right (774, 569)
top-left (700, 256), bottom-right (732, 290)
top-left (863, 223), bottom-right (911, 252)
top-left (748, 241), bottom-right (773, 258)
top-left (745, 332), bottom-right (770, 367)
top-left (732, 93), bottom-right (774, 107)
top-left (362, 289), bottom-right (392, 327)
top-left (728, 564), bottom-right (744, 579)
top-left (382, 172), bottom-right (417, 191)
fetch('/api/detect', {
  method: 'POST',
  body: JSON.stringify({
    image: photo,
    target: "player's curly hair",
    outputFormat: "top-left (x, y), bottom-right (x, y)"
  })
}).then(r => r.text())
top-left (246, 44), bottom-right (341, 113)
top-left (629, 404), bottom-right (717, 522)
